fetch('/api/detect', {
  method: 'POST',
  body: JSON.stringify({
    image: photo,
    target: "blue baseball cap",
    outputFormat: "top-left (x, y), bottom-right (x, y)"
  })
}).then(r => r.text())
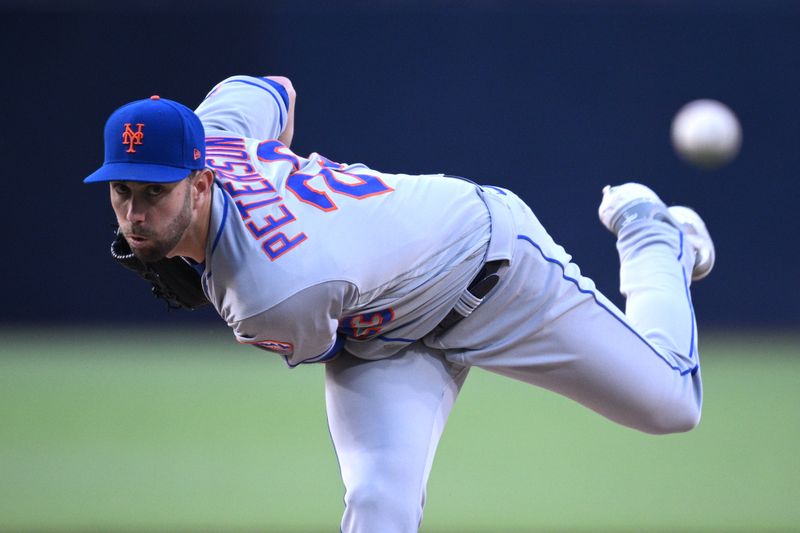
top-left (84, 95), bottom-right (206, 184)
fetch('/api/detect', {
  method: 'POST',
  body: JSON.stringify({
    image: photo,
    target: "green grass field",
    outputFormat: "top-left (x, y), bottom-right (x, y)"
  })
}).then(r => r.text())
top-left (1, 327), bottom-right (798, 532)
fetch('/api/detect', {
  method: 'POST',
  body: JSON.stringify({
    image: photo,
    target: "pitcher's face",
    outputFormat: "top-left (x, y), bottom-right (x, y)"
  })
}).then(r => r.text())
top-left (109, 177), bottom-right (194, 262)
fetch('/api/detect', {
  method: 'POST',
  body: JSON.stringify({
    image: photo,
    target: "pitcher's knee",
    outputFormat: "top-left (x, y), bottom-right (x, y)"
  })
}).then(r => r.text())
top-left (342, 478), bottom-right (423, 533)
top-left (637, 402), bottom-right (701, 435)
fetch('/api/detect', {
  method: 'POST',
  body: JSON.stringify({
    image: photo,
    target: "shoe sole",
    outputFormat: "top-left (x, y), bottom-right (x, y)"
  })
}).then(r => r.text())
top-left (668, 206), bottom-right (716, 281)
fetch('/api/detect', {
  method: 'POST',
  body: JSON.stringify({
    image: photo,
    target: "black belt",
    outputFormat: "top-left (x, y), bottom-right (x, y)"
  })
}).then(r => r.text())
top-left (434, 260), bottom-right (504, 333)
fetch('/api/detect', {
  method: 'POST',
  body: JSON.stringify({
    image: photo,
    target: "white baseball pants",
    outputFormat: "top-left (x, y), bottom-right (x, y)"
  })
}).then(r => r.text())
top-left (325, 189), bottom-right (702, 532)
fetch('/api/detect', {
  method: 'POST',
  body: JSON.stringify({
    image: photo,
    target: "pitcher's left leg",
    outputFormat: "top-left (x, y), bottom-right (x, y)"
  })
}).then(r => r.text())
top-left (325, 344), bottom-right (469, 533)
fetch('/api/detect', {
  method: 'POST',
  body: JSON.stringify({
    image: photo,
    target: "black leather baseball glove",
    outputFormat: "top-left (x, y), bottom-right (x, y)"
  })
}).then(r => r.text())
top-left (110, 229), bottom-right (209, 310)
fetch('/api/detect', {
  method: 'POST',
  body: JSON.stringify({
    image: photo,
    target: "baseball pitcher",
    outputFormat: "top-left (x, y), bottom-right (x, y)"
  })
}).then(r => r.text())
top-left (85, 75), bottom-right (714, 532)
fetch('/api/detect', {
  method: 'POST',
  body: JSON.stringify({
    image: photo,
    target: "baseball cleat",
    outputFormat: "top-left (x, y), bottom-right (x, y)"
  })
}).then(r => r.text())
top-left (667, 205), bottom-right (716, 281)
top-left (598, 182), bottom-right (671, 235)
top-left (598, 182), bottom-right (715, 281)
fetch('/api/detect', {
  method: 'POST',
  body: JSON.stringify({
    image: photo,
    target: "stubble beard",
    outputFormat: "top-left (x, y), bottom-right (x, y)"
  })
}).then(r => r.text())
top-left (130, 186), bottom-right (193, 263)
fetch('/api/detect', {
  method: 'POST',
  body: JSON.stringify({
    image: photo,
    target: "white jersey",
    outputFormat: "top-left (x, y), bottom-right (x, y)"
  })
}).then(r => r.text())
top-left (195, 76), bottom-right (514, 366)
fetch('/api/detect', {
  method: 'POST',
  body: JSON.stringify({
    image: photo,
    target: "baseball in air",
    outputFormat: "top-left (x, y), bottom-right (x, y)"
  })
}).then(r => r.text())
top-left (671, 99), bottom-right (742, 169)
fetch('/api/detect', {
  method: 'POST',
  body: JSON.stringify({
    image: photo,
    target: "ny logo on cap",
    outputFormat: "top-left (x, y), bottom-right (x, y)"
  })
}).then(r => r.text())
top-left (122, 123), bottom-right (145, 153)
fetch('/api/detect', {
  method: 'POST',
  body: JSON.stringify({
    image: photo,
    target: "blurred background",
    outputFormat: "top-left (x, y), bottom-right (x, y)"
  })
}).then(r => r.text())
top-left (1, 0), bottom-right (798, 531)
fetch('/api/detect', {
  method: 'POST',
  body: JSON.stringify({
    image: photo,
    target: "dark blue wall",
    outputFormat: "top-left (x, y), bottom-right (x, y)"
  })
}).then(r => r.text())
top-left (3, 1), bottom-right (798, 327)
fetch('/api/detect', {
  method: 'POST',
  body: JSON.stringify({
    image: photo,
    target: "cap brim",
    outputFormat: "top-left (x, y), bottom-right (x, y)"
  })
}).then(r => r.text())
top-left (84, 162), bottom-right (193, 184)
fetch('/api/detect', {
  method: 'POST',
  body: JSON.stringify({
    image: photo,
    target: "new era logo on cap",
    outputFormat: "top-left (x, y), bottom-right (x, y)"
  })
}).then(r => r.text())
top-left (83, 95), bottom-right (206, 184)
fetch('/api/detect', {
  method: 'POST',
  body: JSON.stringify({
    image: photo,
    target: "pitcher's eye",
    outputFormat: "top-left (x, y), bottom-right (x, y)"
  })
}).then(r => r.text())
top-left (112, 183), bottom-right (130, 195)
top-left (146, 185), bottom-right (164, 196)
